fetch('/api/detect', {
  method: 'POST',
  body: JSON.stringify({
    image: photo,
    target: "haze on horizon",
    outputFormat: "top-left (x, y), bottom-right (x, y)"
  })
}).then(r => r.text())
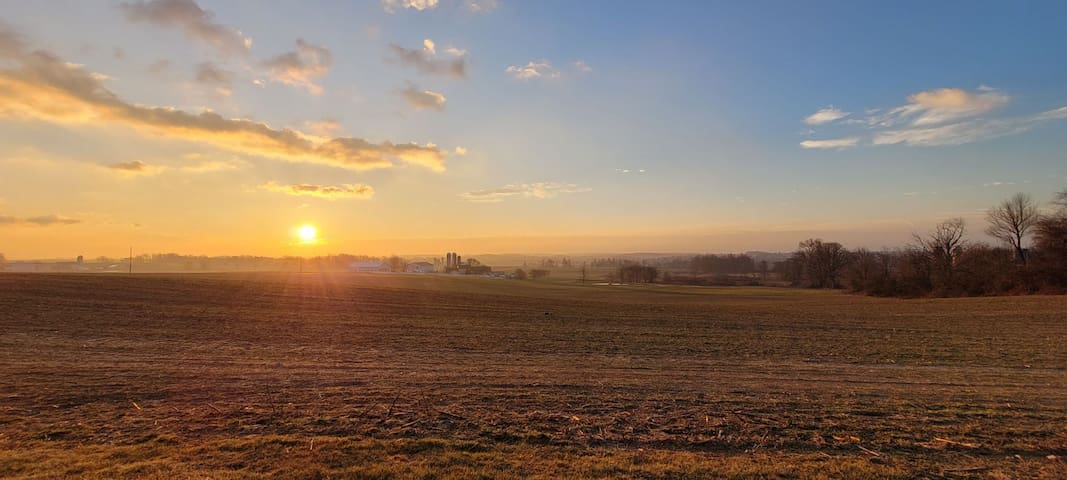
top-left (2, 1), bottom-right (1066, 260)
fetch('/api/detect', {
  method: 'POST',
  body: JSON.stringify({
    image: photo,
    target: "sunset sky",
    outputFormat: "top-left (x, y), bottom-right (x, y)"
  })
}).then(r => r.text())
top-left (2, 1), bottom-right (1066, 259)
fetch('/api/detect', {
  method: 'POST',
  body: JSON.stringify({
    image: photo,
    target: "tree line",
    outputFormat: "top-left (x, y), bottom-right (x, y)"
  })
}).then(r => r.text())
top-left (781, 191), bottom-right (1067, 296)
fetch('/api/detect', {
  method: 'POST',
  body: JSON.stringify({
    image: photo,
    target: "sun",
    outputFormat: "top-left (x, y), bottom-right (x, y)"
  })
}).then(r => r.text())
top-left (297, 224), bottom-right (318, 243)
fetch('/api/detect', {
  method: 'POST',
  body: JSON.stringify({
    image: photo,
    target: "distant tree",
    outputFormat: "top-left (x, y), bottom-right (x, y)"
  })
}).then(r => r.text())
top-left (513, 268), bottom-right (528, 280)
top-left (1054, 189), bottom-right (1067, 210)
top-left (913, 218), bottom-right (967, 292)
top-left (388, 255), bottom-right (405, 272)
top-left (845, 248), bottom-right (896, 295)
top-left (618, 264), bottom-right (659, 283)
top-left (530, 269), bottom-right (550, 279)
top-left (1032, 189), bottom-right (1067, 287)
top-left (605, 270), bottom-right (618, 284)
top-left (0, 252), bottom-right (5, 271)
top-left (689, 254), bottom-right (755, 274)
top-left (986, 193), bottom-right (1039, 265)
top-left (792, 239), bottom-right (850, 288)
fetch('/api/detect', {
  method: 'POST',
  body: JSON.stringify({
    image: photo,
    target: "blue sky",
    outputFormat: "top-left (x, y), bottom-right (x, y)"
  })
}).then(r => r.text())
top-left (1, 1), bottom-right (1066, 258)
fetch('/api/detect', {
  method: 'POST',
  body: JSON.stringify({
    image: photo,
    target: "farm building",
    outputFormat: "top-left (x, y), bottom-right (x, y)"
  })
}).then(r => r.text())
top-left (405, 262), bottom-right (434, 273)
top-left (349, 261), bottom-right (391, 273)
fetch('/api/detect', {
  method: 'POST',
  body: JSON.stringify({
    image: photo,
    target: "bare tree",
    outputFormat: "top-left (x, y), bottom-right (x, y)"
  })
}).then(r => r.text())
top-left (986, 193), bottom-right (1039, 265)
top-left (793, 239), bottom-right (850, 288)
top-left (914, 218), bottom-right (966, 288)
top-left (1054, 189), bottom-right (1067, 211)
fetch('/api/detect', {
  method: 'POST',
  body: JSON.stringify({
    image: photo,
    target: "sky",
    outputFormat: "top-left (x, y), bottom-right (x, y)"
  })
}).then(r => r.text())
top-left (1, 0), bottom-right (1066, 259)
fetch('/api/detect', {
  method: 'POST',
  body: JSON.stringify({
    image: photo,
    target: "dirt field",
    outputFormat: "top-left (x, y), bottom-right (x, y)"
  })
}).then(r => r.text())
top-left (1, 273), bottom-right (1065, 479)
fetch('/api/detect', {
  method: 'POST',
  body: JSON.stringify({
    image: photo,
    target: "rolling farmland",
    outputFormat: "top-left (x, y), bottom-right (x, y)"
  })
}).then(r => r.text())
top-left (1, 273), bottom-right (1065, 479)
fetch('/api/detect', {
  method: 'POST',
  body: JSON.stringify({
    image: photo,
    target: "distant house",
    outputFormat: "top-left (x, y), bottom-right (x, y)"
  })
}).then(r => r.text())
top-left (405, 262), bottom-right (434, 273)
top-left (350, 261), bottom-right (391, 273)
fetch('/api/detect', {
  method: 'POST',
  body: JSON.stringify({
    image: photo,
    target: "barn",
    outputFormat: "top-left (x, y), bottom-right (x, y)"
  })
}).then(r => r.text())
top-left (405, 262), bottom-right (434, 273)
top-left (349, 261), bottom-right (391, 273)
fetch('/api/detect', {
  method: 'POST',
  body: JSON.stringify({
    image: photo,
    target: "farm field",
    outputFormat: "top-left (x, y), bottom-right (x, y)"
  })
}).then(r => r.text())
top-left (1, 272), bottom-right (1065, 479)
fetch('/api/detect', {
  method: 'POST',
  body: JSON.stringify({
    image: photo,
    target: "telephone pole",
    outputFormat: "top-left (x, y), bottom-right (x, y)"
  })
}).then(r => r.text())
top-left (129, 246), bottom-right (133, 275)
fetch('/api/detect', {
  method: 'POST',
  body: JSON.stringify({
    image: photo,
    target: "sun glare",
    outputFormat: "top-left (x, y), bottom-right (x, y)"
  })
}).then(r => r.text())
top-left (297, 224), bottom-right (318, 243)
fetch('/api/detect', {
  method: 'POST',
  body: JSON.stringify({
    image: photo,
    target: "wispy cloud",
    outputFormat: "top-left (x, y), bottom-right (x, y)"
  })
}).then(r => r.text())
top-left (120, 0), bottom-right (251, 55)
top-left (382, 0), bottom-right (438, 13)
top-left (804, 106), bottom-right (849, 125)
top-left (882, 87), bottom-right (1008, 127)
top-left (180, 155), bottom-right (246, 173)
top-left (0, 30), bottom-right (446, 172)
top-left (193, 61), bottom-right (233, 96)
top-left (106, 160), bottom-right (166, 175)
top-left (401, 83), bottom-right (447, 111)
top-left (261, 39), bottom-right (332, 94)
top-left (505, 60), bottom-right (559, 80)
top-left (573, 60), bottom-right (592, 72)
top-left (460, 182), bottom-right (590, 203)
top-left (444, 46), bottom-right (467, 57)
top-left (387, 39), bottom-right (466, 78)
top-left (0, 213), bottom-right (82, 226)
top-left (464, 0), bottom-right (498, 13)
top-left (801, 86), bottom-right (1067, 148)
top-left (303, 118), bottom-right (341, 136)
top-left (260, 181), bottom-right (374, 200)
top-left (799, 137), bottom-right (859, 149)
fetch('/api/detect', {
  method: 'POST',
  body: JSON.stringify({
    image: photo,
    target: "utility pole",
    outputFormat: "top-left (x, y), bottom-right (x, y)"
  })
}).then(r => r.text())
top-left (128, 246), bottom-right (133, 275)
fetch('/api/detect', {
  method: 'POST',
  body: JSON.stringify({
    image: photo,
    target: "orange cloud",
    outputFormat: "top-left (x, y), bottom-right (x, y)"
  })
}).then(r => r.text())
top-left (260, 181), bottom-right (374, 200)
top-left (0, 214), bottom-right (81, 226)
top-left (261, 39), bottom-right (332, 94)
top-left (0, 37), bottom-right (445, 172)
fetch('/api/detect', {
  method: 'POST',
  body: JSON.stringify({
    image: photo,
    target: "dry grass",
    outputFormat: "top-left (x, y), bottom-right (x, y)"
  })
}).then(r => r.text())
top-left (1, 272), bottom-right (1065, 478)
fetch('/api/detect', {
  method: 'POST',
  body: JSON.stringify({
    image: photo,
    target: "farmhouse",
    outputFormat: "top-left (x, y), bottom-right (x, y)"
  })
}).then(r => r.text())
top-left (405, 262), bottom-right (434, 273)
top-left (349, 261), bottom-right (391, 273)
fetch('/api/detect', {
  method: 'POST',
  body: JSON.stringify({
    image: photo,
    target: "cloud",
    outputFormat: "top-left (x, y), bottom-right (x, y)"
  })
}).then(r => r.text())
top-left (304, 118), bottom-right (341, 136)
top-left (799, 137), bottom-right (860, 149)
top-left (804, 106), bottom-right (849, 125)
top-left (572, 60), bottom-right (592, 73)
top-left (454, 146), bottom-right (467, 156)
top-left (0, 23), bottom-right (26, 58)
top-left (883, 87), bottom-right (1009, 127)
top-left (871, 119), bottom-right (1028, 147)
top-left (0, 214), bottom-right (81, 226)
top-left (387, 40), bottom-right (466, 78)
top-left (106, 160), bottom-right (165, 175)
top-left (382, 0), bottom-right (438, 12)
top-left (261, 39), bottom-right (332, 94)
top-left (180, 158), bottom-right (244, 173)
top-left (505, 60), bottom-right (559, 80)
top-left (120, 0), bottom-right (251, 55)
top-left (401, 83), bottom-right (447, 111)
top-left (0, 34), bottom-right (446, 172)
top-left (1035, 106), bottom-right (1067, 122)
top-left (460, 182), bottom-right (591, 203)
top-left (465, 0), bottom-right (498, 12)
top-left (194, 62), bottom-right (233, 96)
top-left (801, 86), bottom-right (1067, 148)
top-left (260, 181), bottom-right (374, 200)
top-left (444, 46), bottom-right (467, 57)
top-left (194, 62), bottom-right (231, 84)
